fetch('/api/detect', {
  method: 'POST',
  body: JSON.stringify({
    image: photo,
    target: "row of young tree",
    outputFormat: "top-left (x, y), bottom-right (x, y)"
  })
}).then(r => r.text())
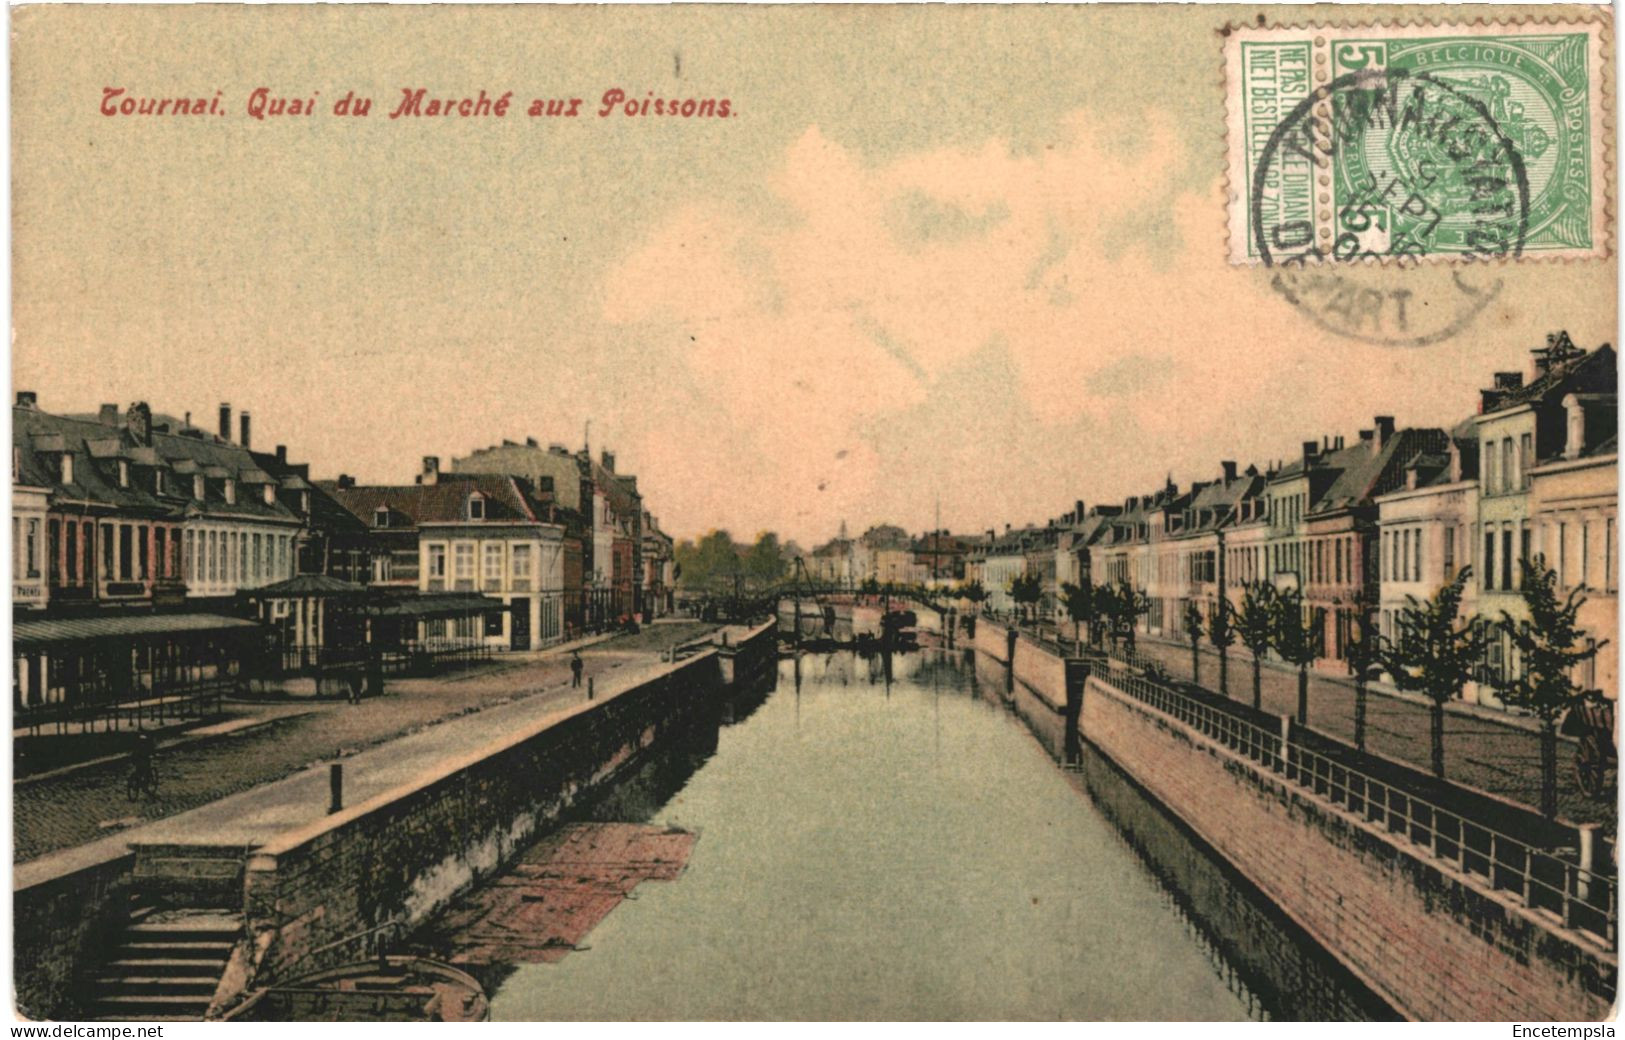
top-left (1063, 555), bottom-right (1605, 819)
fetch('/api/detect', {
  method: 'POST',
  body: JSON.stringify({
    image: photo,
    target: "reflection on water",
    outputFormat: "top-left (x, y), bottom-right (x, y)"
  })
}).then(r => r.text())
top-left (442, 649), bottom-right (1392, 1021)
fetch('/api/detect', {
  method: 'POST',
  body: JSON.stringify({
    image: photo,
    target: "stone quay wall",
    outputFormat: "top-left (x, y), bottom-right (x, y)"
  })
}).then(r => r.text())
top-left (236, 649), bottom-right (730, 994)
top-left (12, 852), bottom-right (136, 1019)
top-left (967, 627), bottom-right (1617, 1021)
top-left (1078, 671), bottom-right (1615, 1021)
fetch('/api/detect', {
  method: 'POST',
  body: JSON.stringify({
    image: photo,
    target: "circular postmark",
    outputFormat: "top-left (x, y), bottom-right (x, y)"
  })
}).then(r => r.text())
top-left (1250, 67), bottom-right (1531, 346)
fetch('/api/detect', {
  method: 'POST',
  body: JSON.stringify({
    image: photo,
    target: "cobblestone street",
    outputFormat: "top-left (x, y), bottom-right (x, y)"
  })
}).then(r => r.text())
top-left (13, 622), bottom-right (717, 863)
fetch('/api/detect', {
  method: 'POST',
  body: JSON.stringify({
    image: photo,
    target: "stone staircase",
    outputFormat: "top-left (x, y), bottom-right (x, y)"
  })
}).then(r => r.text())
top-left (87, 908), bottom-right (239, 1021)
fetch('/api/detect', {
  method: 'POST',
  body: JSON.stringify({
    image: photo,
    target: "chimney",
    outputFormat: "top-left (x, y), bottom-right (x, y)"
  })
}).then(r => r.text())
top-left (99, 403), bottom-right (119, 426)
top-left (218, 403), bottom-right (232, 442)
top-left (1335, 435), bottom-right (1345, 450)
top-left (337, 473), bottom-right (355, 490)
top-left (239, 411), bottom-right (252, 449)
top-left (1448, 442), bottom-right (1463, 483)
top-left (419, 455), bottom-right (440, 485)
top-left (1075, 499), bottom-right (1085, 523)
top-left (1494, 371), bottom-right (1524, 391)
top-left (15, 391), bottom-right (35, 409)
top-left (601, 450), bottom-right (615, 473)
top-left (184, 411), bottom-right (192, 428)
top-left (1302, 440), bottom-right (1319, 466)
top-left (526, 437), bottom-right (538, 447)
top-left (1563, 393), bottom-right (1585, 460)
top-left (1373, 416), bottom-right (1395, 452)
top-left (1220, 460), bottom-right (1237, 484)
top-left (275, 444), bottom-right (287, 464)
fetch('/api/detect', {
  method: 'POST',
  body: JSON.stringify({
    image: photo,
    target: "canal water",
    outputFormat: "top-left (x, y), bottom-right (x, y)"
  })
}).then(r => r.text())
top-left (450, 649), bottom-right (1396, 1021)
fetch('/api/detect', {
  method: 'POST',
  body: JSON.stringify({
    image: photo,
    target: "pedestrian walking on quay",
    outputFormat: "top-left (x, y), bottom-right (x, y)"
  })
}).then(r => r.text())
top-left (571, 650), bottom-right (584, 688)
top-left (127, 726), bottom-right (158, 801)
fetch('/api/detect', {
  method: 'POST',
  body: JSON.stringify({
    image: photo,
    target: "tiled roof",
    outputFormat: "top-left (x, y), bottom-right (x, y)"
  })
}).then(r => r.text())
top-left (326, 475), bottom-right (545, 528)
top-left (1310, 427), bottom-right (1449, 515)
top-left (1486, 341), bottom-right (1615, 413)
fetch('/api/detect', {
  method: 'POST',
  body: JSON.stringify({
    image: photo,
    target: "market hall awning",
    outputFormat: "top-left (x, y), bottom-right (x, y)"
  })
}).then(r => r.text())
top-left (364, 593), bottom-right (504, 620)
top-left (13, 612), bottom-right (263, 651)
top-left (251, 574), bottom-right (369, 598)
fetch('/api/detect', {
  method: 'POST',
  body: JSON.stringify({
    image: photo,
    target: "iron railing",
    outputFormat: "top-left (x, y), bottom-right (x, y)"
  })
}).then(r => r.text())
top-left (1098, 659), bottom-right (1618, 947)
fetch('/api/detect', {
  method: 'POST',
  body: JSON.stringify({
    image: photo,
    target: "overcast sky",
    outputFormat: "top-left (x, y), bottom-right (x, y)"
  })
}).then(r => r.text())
top-left (12, 5), bottom-right (1614, 547)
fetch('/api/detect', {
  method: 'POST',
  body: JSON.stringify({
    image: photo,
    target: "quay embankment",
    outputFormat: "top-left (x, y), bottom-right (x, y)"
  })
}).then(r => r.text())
top-left (971, 618), bottom-right (1618, 1022)
top-left (12, 621), bottom-right (776, 1020)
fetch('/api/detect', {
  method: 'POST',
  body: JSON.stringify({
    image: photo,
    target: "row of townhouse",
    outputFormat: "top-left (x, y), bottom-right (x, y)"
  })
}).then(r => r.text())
top-left (13, 399), bottom-right (336, 715)
top-left (1006, 332), bottom-right (1616, 707)
top-left (12, 395), bottom-right (677, 723)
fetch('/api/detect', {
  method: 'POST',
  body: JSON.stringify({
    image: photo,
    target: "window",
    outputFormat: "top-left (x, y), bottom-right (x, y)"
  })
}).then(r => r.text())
top-left (375, 508), bottom-right (390, 528)
top-left (484, 611), bottom-right (505, 637)
top-left (428, 544), bottom-right (447, 579)
top-left (1558, 523), bottom-right (1568, 588)
top-left (1484, 530), bottom-right (1496, 591)
top-left (1443, 527), bottom-right (1455, 579)
top-left (1485, 442), bottom-right (1497, 492)
top-left (25, 519), bottom-right (40, 578)
top-left (1608, 519), bottom-right (1616, 593)
top-left (483, 543), bottom-right (503, 585)
top-left (1502, 438), bottom-right (1515, 493)
top-left (252, 533), bottom-right (262, 582)
top-left (1520, 433), bottom-right (1533, 489)
top-left (1520, 522), bottom-right (1531, 578)
top-left (118, 460), bottom-right (130, 488)
top-left (454, 543), bottom-right (474, 581)
top-left (224, 479), bottom-right (236, 505)
top-left (194, 475), bottom-right (205, 501)
top-left (67, 523), bottom-right (79, 583)
top-left (1581, 521), bottom-right (1591, 589)
top-left (467, 495), bottom-right (485, 521)
top-left (538, 476), bottom-right (554, 493)
top-left (1501, 527), bottom-right (1513, 590)
top-left (155, 469), bottom-right (165, 495)
top-left (513, 545), bottom-right (532, 581)
top-left (372, 556), bottom-right (392, 583)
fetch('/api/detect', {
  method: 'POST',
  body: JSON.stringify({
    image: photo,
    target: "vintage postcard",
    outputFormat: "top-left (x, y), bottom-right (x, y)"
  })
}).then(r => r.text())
top-left (7, 3), bottom-right (1619, 1027)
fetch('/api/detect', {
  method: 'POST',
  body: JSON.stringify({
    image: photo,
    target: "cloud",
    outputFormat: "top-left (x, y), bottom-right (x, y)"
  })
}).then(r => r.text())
top-left (597, 111), bottom-right (1539, 545)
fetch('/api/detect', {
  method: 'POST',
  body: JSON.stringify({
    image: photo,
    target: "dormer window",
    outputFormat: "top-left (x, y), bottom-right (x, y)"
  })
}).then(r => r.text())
top-left (194, 475), bottom-right (205, 501)
top-left (300, 490), bottom-right (310, 514)
top-left (224, 478), bottom-right (236, 505)
top-left (375, 507), bottom-right (391, 529)
top-left (467, 494), bottom-right (485, 521)
top-left (153, 468), bottom-right (164, 494)
top-left (118, 460), bottom-right (130, 488)
top-left (264, 484), bottom-right (277, 506)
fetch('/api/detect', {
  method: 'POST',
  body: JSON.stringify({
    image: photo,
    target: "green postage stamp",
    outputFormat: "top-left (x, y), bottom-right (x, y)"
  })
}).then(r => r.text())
top-left (1225, 19), bottom-right (1610, 264)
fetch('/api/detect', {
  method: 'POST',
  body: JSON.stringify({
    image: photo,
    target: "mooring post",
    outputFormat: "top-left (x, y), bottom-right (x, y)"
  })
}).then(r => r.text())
top-left (588, 676), bottom-right (595, 701)
top-left (329, 763), bottom-right (343, 814)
